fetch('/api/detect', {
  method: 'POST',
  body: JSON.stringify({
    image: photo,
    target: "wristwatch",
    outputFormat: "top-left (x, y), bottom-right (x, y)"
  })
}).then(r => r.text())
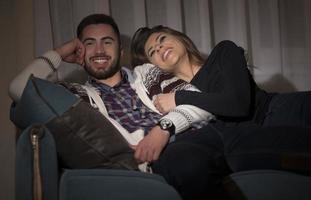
top-left (157, 119), bottom-right (175, 136)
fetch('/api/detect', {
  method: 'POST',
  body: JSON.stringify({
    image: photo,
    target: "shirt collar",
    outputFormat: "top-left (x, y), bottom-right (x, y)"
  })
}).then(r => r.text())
top-left (88, 69), bottom-right (129, 91)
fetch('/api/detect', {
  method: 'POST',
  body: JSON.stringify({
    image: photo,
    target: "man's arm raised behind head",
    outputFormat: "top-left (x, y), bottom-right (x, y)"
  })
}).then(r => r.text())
top-left (8, 38), bottom-right (85, 102)
top-left (8, 50), bottom-right (62, 102)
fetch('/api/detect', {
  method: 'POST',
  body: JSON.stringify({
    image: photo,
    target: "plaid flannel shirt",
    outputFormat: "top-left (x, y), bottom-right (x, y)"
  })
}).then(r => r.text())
top-left (60, 70), bottom-right (161, 134)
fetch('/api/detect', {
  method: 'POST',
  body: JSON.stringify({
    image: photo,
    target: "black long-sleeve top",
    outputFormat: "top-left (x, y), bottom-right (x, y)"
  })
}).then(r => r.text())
top-left (175, 41), bottom-right (274, 123)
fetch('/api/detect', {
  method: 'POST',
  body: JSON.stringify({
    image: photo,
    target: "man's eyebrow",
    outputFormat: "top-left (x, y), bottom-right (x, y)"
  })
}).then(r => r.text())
top-left (82, 38), bottom-right (95, 43)
top-left (82, 36), bottom-right (115, 43)
top-left (101, 36), bottom-right (115, 41)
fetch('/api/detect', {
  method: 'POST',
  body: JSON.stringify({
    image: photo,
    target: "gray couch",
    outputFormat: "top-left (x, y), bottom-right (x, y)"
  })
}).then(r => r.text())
top-left (15, 124), bottom-right (182, 200)
top-left (13, 76), bottom-right (311, 200)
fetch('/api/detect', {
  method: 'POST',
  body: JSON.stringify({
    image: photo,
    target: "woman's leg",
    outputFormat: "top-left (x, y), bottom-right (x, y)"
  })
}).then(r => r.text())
top-left (263, 91), bottom-right (311, 127)
top-left (224, 124), bottom-right (311, 173)
top-left (152, 125), bottom-right (231, 200)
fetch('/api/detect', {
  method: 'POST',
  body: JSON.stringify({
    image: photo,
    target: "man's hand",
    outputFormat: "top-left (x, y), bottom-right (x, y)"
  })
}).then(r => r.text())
top-left (132, 126), bottom-right (170, 163)
top-left (154, 93), bottom-right (176, 114)
top-left (54, 38), bottom-right (85, 65)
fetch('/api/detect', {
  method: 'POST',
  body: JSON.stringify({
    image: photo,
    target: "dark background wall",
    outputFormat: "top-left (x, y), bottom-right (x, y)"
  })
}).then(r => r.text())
top-left (0, 0), bottom-right (34, 199)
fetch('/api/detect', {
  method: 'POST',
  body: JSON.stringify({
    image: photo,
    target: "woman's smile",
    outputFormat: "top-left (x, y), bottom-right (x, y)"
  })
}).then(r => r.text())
top-left (162, 48), bottom-right (173, 61)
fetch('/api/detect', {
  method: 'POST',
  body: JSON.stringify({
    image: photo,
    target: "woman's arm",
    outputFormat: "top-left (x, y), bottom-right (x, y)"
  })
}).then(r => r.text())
top-left (160, 104), bottom-right (214, 133)
top-left (175, 40), bottom-right (251, 117)
top-left (133, 63), bottom-right (214, 134)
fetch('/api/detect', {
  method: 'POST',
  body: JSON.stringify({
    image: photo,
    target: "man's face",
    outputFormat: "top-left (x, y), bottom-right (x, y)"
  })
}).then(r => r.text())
top-left (81, 24), bottom-right (122, 80)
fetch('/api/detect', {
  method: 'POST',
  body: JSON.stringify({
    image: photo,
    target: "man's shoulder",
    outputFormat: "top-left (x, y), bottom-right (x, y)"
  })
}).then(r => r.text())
top-left (58, 81), bottom-right (83, 89)
top-left (121, 67), bottom-right (134, 82)
top-left (58, 81), bottom-right (89, 99)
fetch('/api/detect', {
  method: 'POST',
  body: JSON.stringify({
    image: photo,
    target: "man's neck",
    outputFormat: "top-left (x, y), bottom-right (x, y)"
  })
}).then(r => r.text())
top-left (96, 71), bottom-right (123, 87)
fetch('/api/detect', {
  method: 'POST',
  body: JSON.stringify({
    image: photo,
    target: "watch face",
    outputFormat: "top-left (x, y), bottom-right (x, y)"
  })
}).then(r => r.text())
top-left (160, 119), bottom-right (173, 129)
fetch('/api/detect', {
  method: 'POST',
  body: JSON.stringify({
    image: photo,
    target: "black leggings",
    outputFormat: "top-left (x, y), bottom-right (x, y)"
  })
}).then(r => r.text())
top-left (263, 91), bottom-right (311, 127)
top-left (152, 126), bottom-right (231, 200)
top-left (224, 91), bottom-right (311, 172)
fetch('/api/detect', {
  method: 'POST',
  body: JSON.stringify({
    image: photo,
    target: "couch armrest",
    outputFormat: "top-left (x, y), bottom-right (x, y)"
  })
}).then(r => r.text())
top-left (16, 124), bottom-right (59, 200)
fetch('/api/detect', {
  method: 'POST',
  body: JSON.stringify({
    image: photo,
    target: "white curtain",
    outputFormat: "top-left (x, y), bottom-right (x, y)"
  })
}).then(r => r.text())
top-left (34, 0), bottom-right (311, 92)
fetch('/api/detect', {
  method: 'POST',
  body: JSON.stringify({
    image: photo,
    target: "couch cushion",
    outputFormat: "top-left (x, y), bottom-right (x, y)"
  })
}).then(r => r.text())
top-left (45, 100), bottom-right (138, 169)
top-left (59, 169), bottom-right (182, 200)
top-left (10, 75), bottom-right (78, 129)
top-left (223, 170), bottom-right (311, 200)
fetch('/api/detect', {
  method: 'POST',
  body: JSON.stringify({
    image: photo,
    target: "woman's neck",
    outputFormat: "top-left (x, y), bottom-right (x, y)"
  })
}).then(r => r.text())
top-left (174, 59), bottom-right (201, 82)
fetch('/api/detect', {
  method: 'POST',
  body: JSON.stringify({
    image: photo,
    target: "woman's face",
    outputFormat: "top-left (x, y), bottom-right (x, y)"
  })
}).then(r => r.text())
top-left (144, 32), bottom-right (187, 72)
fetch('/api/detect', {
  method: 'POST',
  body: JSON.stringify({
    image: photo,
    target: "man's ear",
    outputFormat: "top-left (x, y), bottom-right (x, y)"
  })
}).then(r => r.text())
top-left (120, 45), bottom-right (124, 58)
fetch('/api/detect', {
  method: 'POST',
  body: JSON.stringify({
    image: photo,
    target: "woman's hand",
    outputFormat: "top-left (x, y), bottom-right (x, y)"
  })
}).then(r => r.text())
top-left (132, 126), bottom-right (170, 163)
top-left (154, 93), bottom-right (176, 114)
top-left (55, 38), bottom-right (85, 65)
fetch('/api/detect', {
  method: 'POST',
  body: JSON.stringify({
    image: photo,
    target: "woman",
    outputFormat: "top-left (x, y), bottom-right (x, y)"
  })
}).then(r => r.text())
top-left (131, 25), bottom-right (311, 172)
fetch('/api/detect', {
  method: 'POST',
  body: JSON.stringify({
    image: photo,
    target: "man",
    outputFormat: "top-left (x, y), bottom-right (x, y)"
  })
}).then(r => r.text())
top-left (9, 14), bottom-right (229, 199)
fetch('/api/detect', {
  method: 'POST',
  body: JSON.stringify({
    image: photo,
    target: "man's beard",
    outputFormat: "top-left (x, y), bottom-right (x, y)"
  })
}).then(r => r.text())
top-left (84, 56), bottom-right (121, 80)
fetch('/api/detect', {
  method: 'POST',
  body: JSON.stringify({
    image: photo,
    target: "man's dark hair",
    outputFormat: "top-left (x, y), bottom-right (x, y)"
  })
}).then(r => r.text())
top-left (77, 13), bottom-right (121, 43)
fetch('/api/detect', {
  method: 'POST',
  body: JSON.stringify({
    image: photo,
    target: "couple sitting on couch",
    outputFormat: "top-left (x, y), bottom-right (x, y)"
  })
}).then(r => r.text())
top-left (9, 13), bottom-right (311, 200)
